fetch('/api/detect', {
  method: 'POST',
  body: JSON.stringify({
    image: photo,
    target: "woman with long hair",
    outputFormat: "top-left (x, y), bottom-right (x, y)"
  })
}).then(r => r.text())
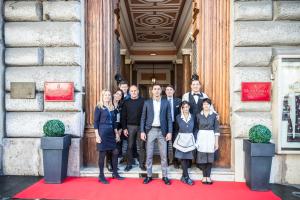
top-left (94, 89), bottom-right (124, 184)
top-left (106, 89), bottom-right (124, 172)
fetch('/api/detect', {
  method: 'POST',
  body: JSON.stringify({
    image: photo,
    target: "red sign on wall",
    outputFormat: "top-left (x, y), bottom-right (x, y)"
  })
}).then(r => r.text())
top-left (241, 82), bottom-right (271, 102)
top-left (44, 82), bottom-right (74, 102)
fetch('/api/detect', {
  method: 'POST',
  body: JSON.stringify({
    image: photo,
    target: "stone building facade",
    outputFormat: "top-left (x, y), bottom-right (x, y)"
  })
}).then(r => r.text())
top-left (0, 0), bottom-right (299, 184)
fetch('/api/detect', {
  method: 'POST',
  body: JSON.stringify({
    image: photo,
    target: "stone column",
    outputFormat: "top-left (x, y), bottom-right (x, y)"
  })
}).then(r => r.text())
top-left (0, 0), bottom-right (4, 175)
top-left (182, 49), bottom-right (192, 94)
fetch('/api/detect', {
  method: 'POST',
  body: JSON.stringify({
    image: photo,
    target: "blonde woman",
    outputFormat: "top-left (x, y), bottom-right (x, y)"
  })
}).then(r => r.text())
top-left (94, 89), bottom-right (124, 184)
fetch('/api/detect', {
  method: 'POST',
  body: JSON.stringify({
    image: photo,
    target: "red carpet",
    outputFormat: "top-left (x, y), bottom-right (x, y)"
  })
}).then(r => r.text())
top-left (15, 177), bottom-right (281, 200)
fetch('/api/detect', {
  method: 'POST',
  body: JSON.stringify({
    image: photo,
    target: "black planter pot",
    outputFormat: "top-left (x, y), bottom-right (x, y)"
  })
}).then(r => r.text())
top-left (243, 139), bottom-right (275, 191)
top-left (41, 134), bottom-right (71, 184)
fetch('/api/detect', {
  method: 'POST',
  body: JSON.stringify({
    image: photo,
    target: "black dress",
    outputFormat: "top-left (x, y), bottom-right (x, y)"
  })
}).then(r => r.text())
top-left (94, 106), bottom-right (117, 151)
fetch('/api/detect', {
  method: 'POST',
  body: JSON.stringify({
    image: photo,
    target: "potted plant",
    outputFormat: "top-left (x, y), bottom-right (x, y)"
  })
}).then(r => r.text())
top-left (41, 119), bottom-right (71, 184)
top-left (243, 124), bottom-right (275, 191)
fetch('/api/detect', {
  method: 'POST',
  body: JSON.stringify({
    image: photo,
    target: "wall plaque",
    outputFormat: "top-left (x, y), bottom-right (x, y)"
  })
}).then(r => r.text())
top-left (11, 82), bottom-right (36, 99)
top-left (241, 82), bottom-right (271, 101)
top-left (44, 82), bottom-right (74, 102)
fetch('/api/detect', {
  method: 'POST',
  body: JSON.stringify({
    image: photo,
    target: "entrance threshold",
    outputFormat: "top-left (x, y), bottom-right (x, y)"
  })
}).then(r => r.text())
top-left (80, 164), bottom-right (235, 181)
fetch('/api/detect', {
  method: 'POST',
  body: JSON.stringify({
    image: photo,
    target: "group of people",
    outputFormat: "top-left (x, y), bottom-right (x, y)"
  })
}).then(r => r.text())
top-left (93, 75), bottom-right (220, 185)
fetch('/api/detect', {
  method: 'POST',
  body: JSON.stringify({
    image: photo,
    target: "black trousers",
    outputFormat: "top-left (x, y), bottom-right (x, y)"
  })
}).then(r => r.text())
top-left (199, 163), bottom-right (213, 177)
top-left (98, 149), bottom-right (119, 178)
top-left (181, 159), bottom-right (190, 177)
top-left (127, 125), bottom-right (146, 166)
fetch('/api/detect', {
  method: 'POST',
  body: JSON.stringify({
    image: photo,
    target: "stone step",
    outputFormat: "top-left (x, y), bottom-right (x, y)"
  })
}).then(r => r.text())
top-left (80, 164), bottom-right (235, 182)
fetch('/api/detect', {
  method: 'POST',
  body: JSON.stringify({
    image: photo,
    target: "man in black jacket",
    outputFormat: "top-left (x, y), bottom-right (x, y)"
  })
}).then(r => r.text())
top-left (122, 85), bottom-right (146, 171)
top-left (165, 85), bottom-right (181, 169)
top-left (140, 84), bottom-right (173, 185)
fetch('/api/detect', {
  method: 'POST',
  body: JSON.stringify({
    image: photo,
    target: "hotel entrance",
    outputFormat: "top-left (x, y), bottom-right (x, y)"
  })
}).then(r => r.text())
top-left (83, 0), bottom-right (231, 175)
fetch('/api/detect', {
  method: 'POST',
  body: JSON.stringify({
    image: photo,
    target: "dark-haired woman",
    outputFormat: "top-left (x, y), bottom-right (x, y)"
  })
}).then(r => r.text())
top-left (173, 101), bottom-right (197, 185)
top-left (195, 98), bottom-right (220, 184)
top-left (106, 89), bottom-right (124, 172)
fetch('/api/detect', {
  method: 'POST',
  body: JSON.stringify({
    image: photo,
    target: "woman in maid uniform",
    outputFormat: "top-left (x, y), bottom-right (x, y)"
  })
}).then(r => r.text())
top-left (173, 101), bottom-right (197, 185)
top-left (195, 98), bottom-right (220, 185)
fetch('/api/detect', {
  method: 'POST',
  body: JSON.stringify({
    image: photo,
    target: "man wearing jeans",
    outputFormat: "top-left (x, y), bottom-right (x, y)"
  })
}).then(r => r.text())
top-left (140, 84), bottom-right (173, 185)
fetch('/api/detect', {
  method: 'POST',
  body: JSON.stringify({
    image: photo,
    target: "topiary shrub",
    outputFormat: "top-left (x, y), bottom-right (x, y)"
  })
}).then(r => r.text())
top-left (249, 124), bottom-right (271, 143)
top-left (43, 120), bottom-right (65, 137)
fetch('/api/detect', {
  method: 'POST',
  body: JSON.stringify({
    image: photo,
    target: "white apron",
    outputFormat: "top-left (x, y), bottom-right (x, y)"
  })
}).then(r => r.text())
top-left (173, 133), bottom-right (196, 153)
top-left (195, 130), bottom-right (215, 153)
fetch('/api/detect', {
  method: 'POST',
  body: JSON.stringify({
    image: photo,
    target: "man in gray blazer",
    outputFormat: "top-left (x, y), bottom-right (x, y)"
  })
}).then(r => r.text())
top-left (140, 84), bottom-right (173, 185)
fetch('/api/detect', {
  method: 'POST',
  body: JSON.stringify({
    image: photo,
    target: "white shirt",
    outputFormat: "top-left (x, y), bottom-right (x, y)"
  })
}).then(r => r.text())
top-left (180, 113), bottom-right (191, 123)
top-left (182, 91), bottom-right (207, 104)
top-left (182, 92), bottom-right (216, 113)
top-left (167, 97), bottom-right (174, 122)
top-left (152, 98), bottom-right (161, 126)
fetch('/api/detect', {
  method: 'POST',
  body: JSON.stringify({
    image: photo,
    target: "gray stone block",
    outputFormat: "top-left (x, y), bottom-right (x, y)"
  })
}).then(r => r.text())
top-left (3, 138), bottom-right (43, 175)
top-left (233, 47), bottom-right (272, 67)
top-left (233, 67), bottom-right (271, 92)
top-left (5, 93), bottom-right (44, 111)
top-left (0, 145), bottom-right (2, 174)
top-left (231, 112), bottom-right (272, 138)
top-left (4, 1), bottom-right (42, 21)
top-left (5, 66), bottom-right (82, 92)
top-left (5, 22), bottom-right (81, 47)
top-left (67, 138), bottom-right (82, 176)
top-left (234, 21), bottom-right (300, 46)
top-left (44, 47), bottom-right (81, 66)
top-left (3, 137), bottom-right (83, 176)
top-left (6, 112), bottom-right (84, 137)
top-left (274, 1), bottom-right (300, 20)
top-left (235, 1), bottom-right (272, 21)
top-left (45, 92), bottom-right (82, 112)
top-left (43, 1), bottom-right (81, 21)
top-left (232, 92), bottom-right (271, 112)
top-left (5, 48), bottom-right (43, 66)
top-left (273, 47), bottom-right (300, 56)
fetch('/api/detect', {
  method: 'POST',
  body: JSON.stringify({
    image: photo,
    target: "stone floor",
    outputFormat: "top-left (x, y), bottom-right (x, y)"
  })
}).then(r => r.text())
top-left (1, 175), bottom-right (299, 200)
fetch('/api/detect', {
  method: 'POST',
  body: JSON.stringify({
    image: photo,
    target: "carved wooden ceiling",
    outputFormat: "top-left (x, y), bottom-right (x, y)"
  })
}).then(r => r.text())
top-left (124, 0), bottom-right (186, 43)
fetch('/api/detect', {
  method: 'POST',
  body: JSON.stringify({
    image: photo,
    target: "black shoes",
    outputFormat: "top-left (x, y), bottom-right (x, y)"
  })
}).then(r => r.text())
top-left (180, 176), bottom-right (194, 185)
top-left (140, 165), bottom-right (146, 171)
top-left (143, 177), bottom-right (152, 184)
top-left (106, 164), bottom-right (113, 172)
top-left (124, 165), bottom-right (132, 172)
top-left (162, 177), bottom-right (171, 185)
top-left (202, 177), bottom-right (213, 185)
top-left (174, 163), bottom-right (180, 169)
top-left (143, 177), bottom-right (171, 185)
top-left (98, 176), bottom-right (109, 184)
top-left (112, 173), bottom-right (125, 180)
top-left (119, 157), bottom-right (126, 164)
top-left (206, 178), bottom-right (213, 185)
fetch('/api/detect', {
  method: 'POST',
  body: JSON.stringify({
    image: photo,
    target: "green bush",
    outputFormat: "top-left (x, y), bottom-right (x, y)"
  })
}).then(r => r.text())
top-left (43, 120), bottom-right (65, 137)
top-left (249, 124), bottom-right (271, 143)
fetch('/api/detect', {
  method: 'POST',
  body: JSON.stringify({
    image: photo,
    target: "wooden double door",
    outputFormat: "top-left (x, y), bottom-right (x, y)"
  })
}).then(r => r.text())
top-left (83, 0), bottom-right (231, 168)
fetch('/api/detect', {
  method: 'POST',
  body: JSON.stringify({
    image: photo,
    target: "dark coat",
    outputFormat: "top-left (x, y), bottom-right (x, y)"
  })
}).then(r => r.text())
top-left (94, 106), bottom-right (117, 151)
top-left (140, 98), bottom-right (173, 136)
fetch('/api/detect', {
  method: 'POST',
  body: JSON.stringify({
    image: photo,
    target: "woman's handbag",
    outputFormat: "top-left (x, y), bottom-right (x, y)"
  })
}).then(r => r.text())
top-left (173, 133), bottom-right (196, 152)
